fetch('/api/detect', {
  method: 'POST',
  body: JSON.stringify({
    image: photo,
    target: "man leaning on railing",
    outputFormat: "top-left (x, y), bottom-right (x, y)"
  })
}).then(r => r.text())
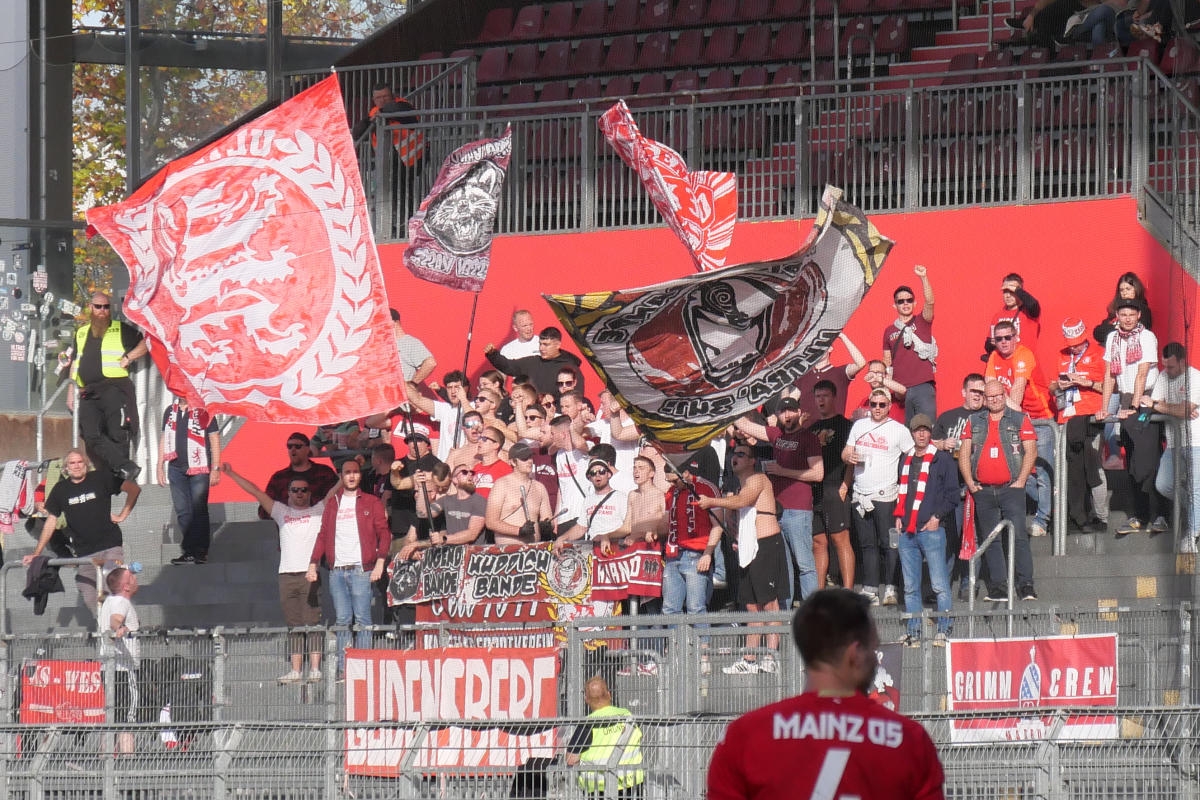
top-left (1147, 341), bottom-right (1200, 553)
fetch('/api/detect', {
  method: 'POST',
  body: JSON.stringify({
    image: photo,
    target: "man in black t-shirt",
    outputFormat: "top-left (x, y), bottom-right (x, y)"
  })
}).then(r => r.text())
top-left (806, 380), bottom-right (854, 590)
top-left (932, 373), bottom-right (987, 601)
top-left (24, 448), bottom-right (141, 617)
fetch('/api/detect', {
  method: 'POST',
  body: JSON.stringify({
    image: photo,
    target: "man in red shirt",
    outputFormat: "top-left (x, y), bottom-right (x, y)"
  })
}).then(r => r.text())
top-left (707, 588), bottom-right (944, 800)
top-left (882, 265), bottom-right (938, 424)
top-left (1052, 317), bottom-right (1109, 533)
top-left (656, 464), bottom-right (723, 618)
top-left (957, 380), bottom-right (1038, 602)
top-left (985, 319), bottom-right (1055, 538)
top-left (987, 273), bottom-right (1042, 354)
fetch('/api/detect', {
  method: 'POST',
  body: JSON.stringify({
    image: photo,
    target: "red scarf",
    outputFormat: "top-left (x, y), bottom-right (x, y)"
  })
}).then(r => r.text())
top-left (894, 449), bottom-right (935, 533)
top-left (1106, 324), bottom-right (1144, 376)
top-left (959, 492), bottom-right (977, 559)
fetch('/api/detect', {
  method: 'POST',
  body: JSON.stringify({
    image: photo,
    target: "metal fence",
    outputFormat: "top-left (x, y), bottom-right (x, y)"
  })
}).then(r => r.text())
top-left (0, 706), bottom-right (1198, 798)
top-left (2, 603), bottom-right (1193, 727)
top-left (320, 59), bottom-right (1175, 242)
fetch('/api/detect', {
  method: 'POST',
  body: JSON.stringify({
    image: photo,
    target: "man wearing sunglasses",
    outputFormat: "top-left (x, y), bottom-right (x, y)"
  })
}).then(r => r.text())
top-left (554, 457), bottom-right (629, 555)
top-left (471, 425), bottom-right (513, 500)
top-left (259, 432), bottom-right (339, 520)
top-left (66, 292), bottom-right (149, 482)
top-left (220, 463), bottom-right (325, 684)
top-left (881, 264), bottom-right (938, 423)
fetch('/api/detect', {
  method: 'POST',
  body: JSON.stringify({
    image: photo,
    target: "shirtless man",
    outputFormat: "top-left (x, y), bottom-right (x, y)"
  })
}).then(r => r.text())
top-left (698, 442), bottom-right (787, 674)
top-left (473, 388), bottom-right (515, 443)
top-left (486, 442), bottom-right (554, 545)
top-left (621, 455), bottom-right (666, 549)
top-left (445, 411), bottom-right (485, 473)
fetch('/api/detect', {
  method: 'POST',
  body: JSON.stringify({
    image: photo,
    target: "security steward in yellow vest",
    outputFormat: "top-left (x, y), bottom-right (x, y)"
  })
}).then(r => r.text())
top-left (67, 292), bottom-right (148, 482)
top-left (566, 676), bottom-right (645, 799)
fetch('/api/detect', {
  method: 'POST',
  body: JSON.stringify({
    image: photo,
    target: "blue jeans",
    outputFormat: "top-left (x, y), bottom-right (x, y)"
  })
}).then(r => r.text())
top-left (1070, 3), bottom-right (1116, 46)
top-left (328, 566), bottom-right (374, 667)
top-left (898, 527), bottom-right (952, 637)
top-left (779, 508), bottom-right (817, 607)
top-left (974, 485), bottom-right (1034, 590)
top-left (1157, 446), bottom-right (1200, 534)
top-left (167, 462), bottom-right (212, 557)
top-left (904, 381), bottom-right (937, 425)
top-left (662, 549), bottom-right (713, 616)
top-left (1028, 422), bottom-right (1055, 528)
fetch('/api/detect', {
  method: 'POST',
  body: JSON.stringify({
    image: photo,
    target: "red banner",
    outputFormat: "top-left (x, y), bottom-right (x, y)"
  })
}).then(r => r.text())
top-left (344, 647), bottom-right (558, 775)
top-left (946, 634), bottom-right (1118, 742)
top-left (591, 540), bottom-right (663, 601)
top-left (19, 660), bottom-right (105, 725)
top-left (87, 75), bottom-right (405, 424)
top-left (404, 128), bottom-right (512, 292)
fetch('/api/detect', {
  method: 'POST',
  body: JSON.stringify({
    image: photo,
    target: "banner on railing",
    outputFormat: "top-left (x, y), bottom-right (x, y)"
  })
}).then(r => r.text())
top-left (344, 647), bottom-right (558, 775)
top-left (18, 660), bottom-right (105, 725)
top-left (946, 634), bottom-right (1118, 742)
top-left (387, 541), bottom-right (663, 607)
top-left (416, 598), bottom-right (557, 649)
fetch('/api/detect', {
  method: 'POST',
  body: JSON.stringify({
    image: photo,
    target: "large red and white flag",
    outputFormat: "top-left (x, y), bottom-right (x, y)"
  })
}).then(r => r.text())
top-left (599, 100), bottom-right (737, 272)
top-left (404, 127), bottom-right (512, 292)
top-left (86, 75), bottom-right (405, 424)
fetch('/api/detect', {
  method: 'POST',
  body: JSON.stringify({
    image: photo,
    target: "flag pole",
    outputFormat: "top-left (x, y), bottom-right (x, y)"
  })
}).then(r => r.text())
top-left (461, 291), bottom-right (481, 378)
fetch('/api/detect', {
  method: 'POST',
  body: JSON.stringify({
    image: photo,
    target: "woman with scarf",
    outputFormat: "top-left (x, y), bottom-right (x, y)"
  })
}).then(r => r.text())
top-left (158, 398), bottom-right (221, 565)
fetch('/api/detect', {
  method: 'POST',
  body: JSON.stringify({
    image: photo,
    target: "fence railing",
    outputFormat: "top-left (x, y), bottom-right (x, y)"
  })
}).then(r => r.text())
top-left (1, 706), bottom-right (1198, 798)
top-left (331, 60), bottom-right (1162, 241)
top-left (3, 602), bottom-right (1193, 728)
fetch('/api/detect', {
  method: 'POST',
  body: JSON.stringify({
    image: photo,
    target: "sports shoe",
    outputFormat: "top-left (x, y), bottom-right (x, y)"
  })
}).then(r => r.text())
top-left (722, 659), bottom-right (760, 675)
top-left (1003, 16), bottom-right (1024, 30)
top-left (984, 585), bottom-right (1009, 602)
top-left (933, 631), bottom-right (949, 647)
top-left (170, 554), bottom-right (206, 565)
top-left (1150, 516), bottom-right (1169, 533)
top-left (903, 634), bottom-right (921, 648)
top-left (859, 587), bottom-right (880, 606)
top-left (306, 668), bottom-right (322, 683)
top-left (278, 669), bottom-right (302, 684)
top-left (1019, 585), bottom-right (1038, 601)
top-left (759, 657), bottom-right (778, 674)
top-left (1117, 518), bottom-right (1144, 535)
top-left (1030, 522), bottom-right (1048, 538)
top-left (1081, 520), bottom-right (1108, 534)
top-left (881, 585), bottom-right (898, 606)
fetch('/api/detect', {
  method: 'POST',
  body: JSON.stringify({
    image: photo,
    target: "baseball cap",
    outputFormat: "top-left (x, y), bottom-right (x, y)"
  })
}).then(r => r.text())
top-left (1061, 317), bottom-right (1087, 348)
top-left (777, 397), bottom-right (800, 412)
top-left (403, 421), bottom-right (432, 443)
top-left (909, 414), bottom-right (934, 432)
top-left (509, 442), bottom-right (534, 461)
top-left (1115, 298), bottom-right (1142, 313)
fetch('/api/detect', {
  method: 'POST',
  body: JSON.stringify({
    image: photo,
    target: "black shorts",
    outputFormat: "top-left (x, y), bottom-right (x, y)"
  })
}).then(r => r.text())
top-left (113, 670), bottom-right (139, 725)
top-left (740, 533), bottom-right (787, 607)
top-left (814, 494), bottom-right (852, 536)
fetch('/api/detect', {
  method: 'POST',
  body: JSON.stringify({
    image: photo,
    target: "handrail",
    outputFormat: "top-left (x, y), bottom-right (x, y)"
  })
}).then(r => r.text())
top-left (967, 519), bottom-right (1015, 638)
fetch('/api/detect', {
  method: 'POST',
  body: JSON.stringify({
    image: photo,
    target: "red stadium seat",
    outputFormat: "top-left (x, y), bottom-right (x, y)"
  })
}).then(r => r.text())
top-left (506, 83), bottom-right (537, 106)
top-left (474, 7), bottom-right (513, 42)
top-left (736, 0), bottom-right (771, 22)
top-left (539, 40), bottom-right (573, 77)
top-left (539, 80), bottom-right (572, 108)
top-left (941, 52), bottom-right (978, 85)
top-left (768, 63), bottom-right (804, 97)
top-left (572, 38), bottom-right (605, 75)
top-left (812, 19), bottom-right (837, 58)
top-left (605, 33), bottom-right (639, 71)
top-left (604, 74), bottom-right (634, 99)
top-left (673, 0), bottom-right (707, 27)
top-left (979, 89), bottom-right (1018, 132)
top-left (770, 21), bottom-right (808, 60)
top-left (978, 48), bottom-right (1014, 79)
top-left (670, 69), bottom-right (702, 93)
top-left (475, 85), bottom-right (504, 106)
top-left (704, 27), bottom-right (740, 64)
top-left (671, 29), bottom-right (706, 66)
top-left (639, 0), bottom-right (673, 31)
top-left (1126, 39), bottom-right (1161, 65)
top-left (1159, 38), bottom-right (1199, 77)
top-left (771, 0), bottom-right (811, 18)
top-left (1018, 46), bottom-right (1051, 73)
top-left (705, 67), bottom-right (737, 100)
top-left (574, 0), bottom-right (608, 35)
top-left (572, 76), bottom-right (603, 99)
top-left (635, 31), bottom-right (671, 70)
top-left (506, 43), bottom-right (541, 80)
top-left (608, 0), bottom-right (640, 32)
top-left (511, 4), bottom-right (545, 39)
top-left (736, 24), bottom-right (772, 62)
top-left (705, 0), bottom-right (739, 24)
top-left (732, 65), bottom-right (769, 99)
top-left (843, 17), bottom-right (873, 57)
top-left (543, 2), bottom-right (575, 38)
top-left (627, 73), bottom-right (666, 107)
top-left (477, 47), bottom-right (508, 84)
top-left (873, 15), bottom-right (909, 55)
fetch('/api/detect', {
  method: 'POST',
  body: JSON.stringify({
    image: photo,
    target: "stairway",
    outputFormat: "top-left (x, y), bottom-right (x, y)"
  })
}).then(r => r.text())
top-left (878, 4), bottom-right (1032, 89)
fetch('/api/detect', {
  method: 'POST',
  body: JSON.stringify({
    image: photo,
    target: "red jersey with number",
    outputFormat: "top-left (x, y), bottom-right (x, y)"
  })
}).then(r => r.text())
top-left (707, 691), bottom-right (944, 800)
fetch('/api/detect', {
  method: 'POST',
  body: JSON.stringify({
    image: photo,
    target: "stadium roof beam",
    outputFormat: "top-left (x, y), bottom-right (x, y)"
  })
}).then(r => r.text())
top-left (71, 30), bottom-right (354, 73)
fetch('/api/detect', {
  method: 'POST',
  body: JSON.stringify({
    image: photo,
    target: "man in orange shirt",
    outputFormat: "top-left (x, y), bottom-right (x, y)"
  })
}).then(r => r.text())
top-left (985, 320), bottom-right (1055, 538)
top-left (1052, 318), bottom-right (1109, 533)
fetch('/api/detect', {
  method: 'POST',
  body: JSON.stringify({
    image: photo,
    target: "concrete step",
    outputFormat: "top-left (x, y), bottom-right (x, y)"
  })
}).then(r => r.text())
top-left (911, 42), bottom-right (991, 61)
top-left (888, 59), bottom-right (950, 77)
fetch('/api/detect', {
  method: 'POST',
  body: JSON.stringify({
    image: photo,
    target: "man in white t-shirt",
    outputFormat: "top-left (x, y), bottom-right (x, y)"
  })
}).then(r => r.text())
top-left (222, 463), bottom-right (326, 684)
top-left (499, 309), bottom-right (541, 361)
top-left (587, 391), bottom-right (641, 493)
top-left (555, 456), bottom-right (629, 616)
top-left (550, 414), bottom-right (590, 535)
top-left (1148, 342), bottom-right (1200, 552)
top-left (1096, 301), bottom-right (1162, 535)
top-left (842, 388), bottom-right (915, 606)
top-left (99, 566), bottom-right (140, 754)
top-left (407, 370), bottom-right (472, 462)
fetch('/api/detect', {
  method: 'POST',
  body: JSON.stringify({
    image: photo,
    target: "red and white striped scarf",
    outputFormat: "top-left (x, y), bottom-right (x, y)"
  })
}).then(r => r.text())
top-left (163, 404), bottom-right (211, 475)
top-left (1105, 324), bottom-right (1144, 376)
top-left (894, 449), bottom-right (935, 533)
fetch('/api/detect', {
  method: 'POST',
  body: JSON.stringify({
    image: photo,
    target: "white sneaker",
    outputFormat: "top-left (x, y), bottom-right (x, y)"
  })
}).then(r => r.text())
top-left (881, 585), bottom-right (898, 606)
top-left (933, 631), bottom-right (949, 647)
top-left (722, 659), bottom-right (760, 675)
top-left (859, 586), bottom-right (880, 606)
top-left (278, 670), bottom-right (302, 684)
top-left (306, 668), bottom-right (322, 683)
top-left (1030, 522), bottom-right (1048, 537)
top-left (1180, 535), bottom-right (1198, 554)
top-left (759, 657), bottom-right (779, 674)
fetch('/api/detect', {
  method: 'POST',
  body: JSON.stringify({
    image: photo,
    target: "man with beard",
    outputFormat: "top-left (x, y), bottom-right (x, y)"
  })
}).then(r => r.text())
top-left (259, 432), bottom-right (339, 520)
top-left (484, 326), bottom-right (585, 398)
top-left (398, 464), bottom-right (488, 558)
top-left (933, 373), bottom-right (987, 600)
top-left (486, 442), bottom-right (554, 545)
top-left (732, 397), bottom-right (823, 608)
top-left (707, 589), bottom-right (944, 800)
